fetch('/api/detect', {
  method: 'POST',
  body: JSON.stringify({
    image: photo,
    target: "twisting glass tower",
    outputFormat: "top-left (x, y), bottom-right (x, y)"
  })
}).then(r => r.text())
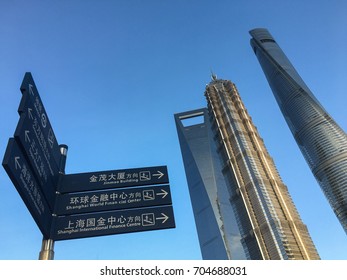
top-left (175, 76), bottom-right (320, 259)
top-left (250, 28), bottom-right (347, 233)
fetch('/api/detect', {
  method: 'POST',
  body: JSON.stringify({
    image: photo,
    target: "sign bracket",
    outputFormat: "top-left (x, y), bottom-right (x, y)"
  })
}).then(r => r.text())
top-left (38, 144), bottom-right (68, 260)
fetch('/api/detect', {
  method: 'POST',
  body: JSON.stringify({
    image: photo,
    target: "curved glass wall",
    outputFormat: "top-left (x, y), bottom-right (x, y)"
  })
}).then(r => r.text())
top-left (250, 28), bottom-right (347, 233)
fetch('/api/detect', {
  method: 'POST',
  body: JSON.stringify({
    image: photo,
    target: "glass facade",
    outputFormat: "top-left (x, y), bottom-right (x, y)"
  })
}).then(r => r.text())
top-left (175, 77), bottom-right (320, 259)
top-left (250, 28), bottom-right (347, 234)
top-left (175, 109), bottom-right (246, 260)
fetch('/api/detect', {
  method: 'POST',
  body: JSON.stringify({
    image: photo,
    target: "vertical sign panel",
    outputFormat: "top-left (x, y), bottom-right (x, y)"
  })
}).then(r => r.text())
top-left (18, 72), bottom-right (61, 166)
top-left (2, 138), bottom-right (52, 238)
top-left (14, 113), bottom-right (59, 208)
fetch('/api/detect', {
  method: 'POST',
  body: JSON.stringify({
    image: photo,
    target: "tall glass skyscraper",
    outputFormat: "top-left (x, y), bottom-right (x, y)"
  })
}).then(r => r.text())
top-left (175, 76), bottom-right (320, 259)
top-left (175, 108), bottom-right (246, 260)
top-left (250, 28), bottom-right (347, 234)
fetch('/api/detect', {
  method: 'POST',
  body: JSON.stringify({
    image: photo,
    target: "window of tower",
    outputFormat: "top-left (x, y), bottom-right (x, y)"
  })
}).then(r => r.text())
top-left (180, 114), bottom-right (205, 127)
top-left (260, 38), bottom-right (276, 43)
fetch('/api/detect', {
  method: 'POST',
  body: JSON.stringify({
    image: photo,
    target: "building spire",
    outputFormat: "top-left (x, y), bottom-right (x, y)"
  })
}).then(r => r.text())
top-left (210, 70), bottom-right (217, 81)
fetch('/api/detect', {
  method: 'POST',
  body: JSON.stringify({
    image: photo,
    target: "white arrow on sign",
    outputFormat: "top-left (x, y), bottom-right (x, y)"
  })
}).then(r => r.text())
top-left (29, 84), bottom-right (34, 96)
top-left (25, 130), bottom-right (31, 143)
top-left (156, 213), bottom-right (169, 224)
top-left (15, 157), bottom-right (21, 170)
top-left (47, 128), bottom-right (55, 148)
top-left (28, 108), bottom-right (34, 120)
top-left (153, 171), bottom-right (164, 179)
top-left (156, 189), bottom-right (168, 199)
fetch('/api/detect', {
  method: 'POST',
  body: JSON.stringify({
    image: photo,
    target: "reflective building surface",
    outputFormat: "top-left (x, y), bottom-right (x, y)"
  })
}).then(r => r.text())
top-left (175, 77), bottom-right (320, 259)
top-left (175, 108), bottom-right (246, 260)
top-left (250, 28), bottom-right (347, 234)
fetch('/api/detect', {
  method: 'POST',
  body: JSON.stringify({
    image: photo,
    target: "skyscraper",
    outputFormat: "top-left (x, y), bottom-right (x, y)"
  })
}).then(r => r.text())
top-left (250, 28), bottom-right (347, 234)
top-left (175, 108), bottom-right (246, 260)
top-left (175, 76), bottom-right (320, 259)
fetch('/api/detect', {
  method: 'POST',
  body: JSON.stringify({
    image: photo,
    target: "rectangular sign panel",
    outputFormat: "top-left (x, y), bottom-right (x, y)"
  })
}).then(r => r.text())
top-left (18, 72), bottom-right (61, 166)
top-left (2, 138), bottom-right (52, 238)
top-left (55, 185), bottom-right (172, 215)
top-left (14, 112), bottom-right (59, 208)
top-left (58, 166), bottom-right (169, 193)
top-left (51, 205), bottom-right (175, 241)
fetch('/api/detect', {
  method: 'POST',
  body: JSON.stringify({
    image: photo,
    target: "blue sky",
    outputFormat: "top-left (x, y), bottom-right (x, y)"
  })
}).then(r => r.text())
top-left (0, 0), bottom-right (346, 260)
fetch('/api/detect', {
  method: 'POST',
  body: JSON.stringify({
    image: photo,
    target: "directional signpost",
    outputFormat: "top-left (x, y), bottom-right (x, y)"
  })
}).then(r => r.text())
top-left (52, 165), bottom-right (174, 241)
top-left (2, 72), bottom-right (62, 239)
top-left (2, 138), bottom-right (53, 238)
top-left (14, 112), bottom-right (59, 207)
top-left (2, 73), bottom-right (175, 259)
top-left (18, 73), bottom-right (61, 166)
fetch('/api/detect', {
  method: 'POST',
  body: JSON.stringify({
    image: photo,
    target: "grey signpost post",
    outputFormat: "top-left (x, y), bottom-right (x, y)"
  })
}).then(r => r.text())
top-left (2, 73), bottom-right (175, 259)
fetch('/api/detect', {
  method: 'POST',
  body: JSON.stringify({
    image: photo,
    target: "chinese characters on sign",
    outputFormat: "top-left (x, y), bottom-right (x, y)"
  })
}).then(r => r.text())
top-left (58, 166), bottom-right (168, 193)
top-left (56, 185), bottom-right (171, 215)
top-left (52, 206), bottom-right (175, 240)
top-left (2, 138), bottom-right (52, 238)
top-left (19, 73), bottom-right (61, 165)
top-left (2, 72), bottom-right (60, 238)
top-left (2, 72), bottom-right (175, 246)
top-left (53, 166), bottom-right (174, 241)
top-left (53, 166), bottom-right (174, 240)
top-left (14, 112), bottom-right (59, 207)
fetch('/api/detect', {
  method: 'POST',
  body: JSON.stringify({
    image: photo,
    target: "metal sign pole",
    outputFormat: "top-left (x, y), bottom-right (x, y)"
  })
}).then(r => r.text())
top-left (38, 238), bottom-right (55, 260)
top-left (39, 144), bottom-right (68, 260)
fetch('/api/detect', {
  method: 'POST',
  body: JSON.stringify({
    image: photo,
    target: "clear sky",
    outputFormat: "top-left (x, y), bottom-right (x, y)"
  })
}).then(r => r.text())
top-left (0, 0), bottom-right (346, 260)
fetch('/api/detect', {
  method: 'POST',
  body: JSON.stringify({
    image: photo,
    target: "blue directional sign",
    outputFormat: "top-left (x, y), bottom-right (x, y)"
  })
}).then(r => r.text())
top-left (55, 184), bottom-right (172, 215)
top-left (14, 112), bottom-right (59, 208)
top-left (2, 73), bottom-right (176, 247)
top-left (51, 205), bottom-right (175, 241)
top-left (18, 72), bottom-right (61, 167)
top-left (2, 138), bottom-right (53, 238)
top-left (58, 166), bottom-right (169, 193)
